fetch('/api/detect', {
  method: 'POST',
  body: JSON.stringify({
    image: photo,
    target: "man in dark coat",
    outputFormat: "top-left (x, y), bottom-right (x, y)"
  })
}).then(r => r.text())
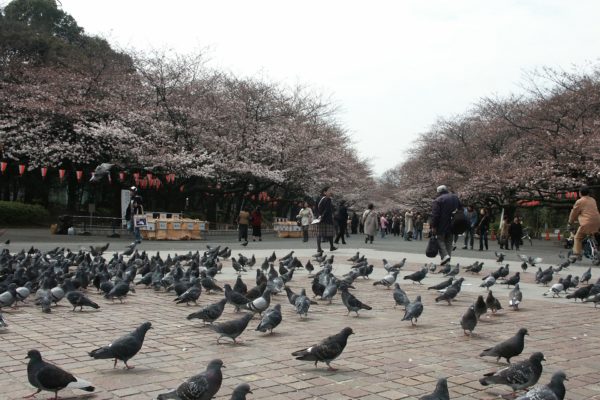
top-left (334, 201), bottom-right (348, 245)
top-left (430, 185), bottom-right (462, 265)
top-left (317, 187), bottom-right (337, 252)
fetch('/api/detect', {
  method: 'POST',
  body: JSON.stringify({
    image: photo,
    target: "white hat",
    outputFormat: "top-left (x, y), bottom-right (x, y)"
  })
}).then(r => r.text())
top-left (436, 185), bottom-right (448, 193)
top-left (130, 186), bottom-right (138, 192)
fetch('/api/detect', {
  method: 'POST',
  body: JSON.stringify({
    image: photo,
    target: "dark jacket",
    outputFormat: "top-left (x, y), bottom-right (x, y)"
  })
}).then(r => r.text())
top-left (318, 196), bottom-right (334, 224)
top-left (431, 192), bottom-right (462, 235)
top-left (508, 222), bottom-right (523, 239)
top-left (335, 205), bottom-right (348, 225)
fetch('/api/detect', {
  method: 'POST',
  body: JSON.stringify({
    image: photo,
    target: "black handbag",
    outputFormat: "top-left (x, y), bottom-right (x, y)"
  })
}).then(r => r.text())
top-left (426, 235), bottom-right (439, 258)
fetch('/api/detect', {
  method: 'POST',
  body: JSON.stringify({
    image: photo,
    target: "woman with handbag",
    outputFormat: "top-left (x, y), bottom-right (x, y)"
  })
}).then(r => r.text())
top-left (297, 201), bottom-right (314, 242)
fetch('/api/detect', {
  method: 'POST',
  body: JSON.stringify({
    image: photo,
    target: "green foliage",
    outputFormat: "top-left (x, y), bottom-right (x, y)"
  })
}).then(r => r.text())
top-left (0, 200), bottom-right (50, 225)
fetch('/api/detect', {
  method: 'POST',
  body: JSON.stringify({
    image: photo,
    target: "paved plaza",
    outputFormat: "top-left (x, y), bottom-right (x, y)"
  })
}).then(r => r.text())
top-left (1, 230), bottom-right (599, 399)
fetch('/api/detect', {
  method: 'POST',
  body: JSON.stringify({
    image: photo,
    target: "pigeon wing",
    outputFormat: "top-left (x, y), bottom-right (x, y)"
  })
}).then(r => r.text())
top-left (35, 362), bottom-right (76, 391)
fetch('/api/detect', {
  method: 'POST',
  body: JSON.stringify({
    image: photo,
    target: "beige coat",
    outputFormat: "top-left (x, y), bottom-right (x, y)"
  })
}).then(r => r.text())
top-left (569, 195), bottom-right (600, 230)
top-left (362, 209), bottom-right (378, 236)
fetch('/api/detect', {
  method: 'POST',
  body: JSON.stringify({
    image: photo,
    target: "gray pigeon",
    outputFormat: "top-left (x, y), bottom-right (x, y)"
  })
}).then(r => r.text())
top-left (428, 277), bottom-right (454, 291)
top-left (402, 295), bottom-right (424, 326)
top-left (509, 283), bottom-right (523, 310)
top-left (157, 359), bottom-right (224, 400)
top-left (255, 304), bottom-right (282, 334)
top-left (480, 276), bottom-right (496, 291)
top-left (292, 327), bottom-right (354, 371)
top-left (187, 298), bottom-right (227, 324)
top-left (0, 283), bottom-right (17, 308)
top-left (516, 370), bottom-right (567, 400)
top-left (473, 295), bottom-right (487, 320)
top-left (294, 289), bottom-right (312, 318)
top-left (89, 163), bottom-right (114, 182)
top-left (25, 349), bottom-right (95, 400)
top-left (419, 377), bottom-right (450, 400)
top-left (480, 352), bottom-right (545, 393)
top-left (340, 285), bottom-right (372, 316)
top-left (225, 284), bottom-right (250, 312)
top-left (89, 322), bottom-right (152, 369)
top-left (209, 313), bottom-right (254, 344)
top-left (230, 383), bottom-right (253, 400)
top-left (245, 288), bottom-right (272, 315)
top-left (174, 284), bottom-right (202, 306)
top-left (373, 270), bottom-right (399, 288)
top-left (66, 291), bottom-right (100, 312)
top-left (581, 267), bottom-right (592, 284)
top-left (393, 283), bottom-right (410, 309)
top-left (460, 305), bottom-right (478, 336)
top-left (480, 328), bottom-right (528, 363)
top-left (434, 286), bottom-right (459, 305)
top-left (403, 267), bottom-right (428, 284)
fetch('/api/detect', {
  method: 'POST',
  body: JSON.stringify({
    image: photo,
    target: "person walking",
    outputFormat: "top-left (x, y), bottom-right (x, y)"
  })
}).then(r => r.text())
top-left (316, 187), bottom-right (337, 252)
top-left (430, 185), bottom-right (462, 265)
top-left (379, 214), bottom-right (388, 239)
top-left (477, 208), bottom-right (490, 251)
top-left (297, 202), bottom-right (314, 243)
top-left (125, 186), bottom-right (144, 244)
top-left (334, 201), bottom-right (348, 245)
top-left (237, 206), bottom-right (250, 243)
top-left (568, 185), bottom-right (600, 262)
top-left (498, 215), bottom-right (510, 250)
top-left (461, 206), bottom-right (477, 249)
top-left (350, 212), bottom-right (359, 234)
top-left (508, 216), bottom-right (523, 251)
top-left (404, 210), bottom-right (414, 241)
top-left (250, 206), bottom-right (263, 241)
top-left (414, 213), bottom-right (424, 240)
top-left (362, 204), bottom-right (378, 244)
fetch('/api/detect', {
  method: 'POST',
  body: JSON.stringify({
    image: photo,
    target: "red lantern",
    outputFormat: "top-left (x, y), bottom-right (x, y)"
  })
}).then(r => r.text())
top-left (146, 172), bottom-right (153, 182)
top-left (140, 178), bottom-right (147, 189)
top-left (1, 162), bottom-right (7, 174)
top-left (76, 170), bottom-right (83, 182)
top-left (119, 171), bottom-right (125, 182)
top-left (171, 173), bottom-right (176, 182)
top-left (19, 164), bottom-right (26, 176)
top-left (133, 172), bottom-right (140, 181)
top-left (41, 167), bottom-right (48, 178)
top-left (59, 169), bottom-right (66, 181)
top-left (155, 178), bottom-right (161, 189)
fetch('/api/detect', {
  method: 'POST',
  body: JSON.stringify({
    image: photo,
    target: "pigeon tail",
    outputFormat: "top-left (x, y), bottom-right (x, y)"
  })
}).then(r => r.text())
top-left (88, 347), bottom-right (114, 359)
top-left (66, 377), bottom-right (95, 392)
top-left (157, 390), bottom-right (181, 400)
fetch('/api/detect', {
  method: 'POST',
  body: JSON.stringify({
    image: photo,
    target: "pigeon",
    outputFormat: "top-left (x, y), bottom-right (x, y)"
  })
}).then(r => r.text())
top-left (501, 272), bottom-right (521, 288)
top-left (516, 370), bottom-right (568, 400)
top-left (404, 267), bottom-right (428, 284)
top-left (521, 262), bottom-right (529, 272)
top-left (241, 241), bottom-right (248, 247)
top-left (268, 251), bottom-right (277, 262)
top-left (174, 284), bottom-right (202, 306)
top-left (584, 293), bottom-right (600, 307)
top-left (225, 284), bottom-right (251, 312)
top-left (230, 383), bottom-right (253, 400)
top-left (89, 163), bottom-right (114, 182)
top-left (480, 276), bottom-right (496, 291)
top-left (419, 377), bottom-right (450, 400)
top-left (581, 267), bottom-right (592, 284)
top-left (543, 279), bottom-right (564, 297)
top-left (465, 262), bottom-right (483, 274)
top-left (393, 283), bottom-right (410, 309)
top-left (566, 285), bottom-right (592, 301)
top-left (66, 291), bottom-right (100, 312)
top-left (25, 349), bottom-right (95, 400)
top-left (90, 242), bottom-right (110, 257)
top-left (480, 328), bottom-right (528, 363)
top-left (0, 283), bottom-right (17, 308)
top-left (485, 290), bottom-right (502, 314)
top-left (495, 251), bottom-right (505, 263)
top-left (157, 359), bottom-right (224, 400)
top-left (435, 286), bottom-right (459, 305)
top-left (187, 298), bottom-right (227, 324)
top-left (509, 284), bottom-right (523, 310)
top-left (428, 278), bottom-right (453, 291)
top-left (0, 312), bottom-right (7, 328)
top-left (443, 264), bottom-right (460, 277)
top-left (402, 295), bottom-right (424, 326)
top-left (89, 322), bottom-right (152, 369)
top-left (373, 270), bottom-right (399, 288)
top-left (460, 305), bottom-right (478, 336)
top-left (292, 327), bottom-right (354, 371)
top-left (473, 295), bottom-right (487, 320)
top-left (104, 281), bottom-right (132, 302)
top-left (340, 285), bottom-right (372, 316)
top-left (479, 352), bottom-right (545, 393)
top-left (255, 304), bottom-right (282, 334)
top-left (349, 252), bottom-right (360, 262)
top-left (245, 288), bottom-right (272, 315)
top-left (209, 313), bottom-right (254, 344)
top-left (294, 289), bottom-right (312, 318)
top-left (305, 260), bottom-right (315, 275)
top-left (233, 275), bottom-right (247, 295)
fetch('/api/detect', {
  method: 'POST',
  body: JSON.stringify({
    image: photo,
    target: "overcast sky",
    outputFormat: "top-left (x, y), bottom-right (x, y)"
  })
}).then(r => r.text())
top-left (56, 0), bottom-right (599, 176)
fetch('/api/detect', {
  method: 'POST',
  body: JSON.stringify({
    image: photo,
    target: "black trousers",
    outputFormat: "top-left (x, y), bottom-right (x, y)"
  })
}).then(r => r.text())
top-left (334, 223), bottom-right (347, 244)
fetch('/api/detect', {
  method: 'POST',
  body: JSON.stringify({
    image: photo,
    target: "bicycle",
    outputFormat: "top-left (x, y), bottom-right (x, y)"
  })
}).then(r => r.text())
top-left (566, 226), bottom-right (600, 266)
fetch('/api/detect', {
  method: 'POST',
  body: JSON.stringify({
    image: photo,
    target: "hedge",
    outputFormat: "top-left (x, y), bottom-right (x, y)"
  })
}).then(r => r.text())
top-left (0, 201), bottom-right (51, 226)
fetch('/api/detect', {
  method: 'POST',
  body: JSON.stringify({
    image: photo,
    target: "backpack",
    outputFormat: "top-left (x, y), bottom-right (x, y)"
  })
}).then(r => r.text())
top-left (451, 208), bottom-right (468, 234)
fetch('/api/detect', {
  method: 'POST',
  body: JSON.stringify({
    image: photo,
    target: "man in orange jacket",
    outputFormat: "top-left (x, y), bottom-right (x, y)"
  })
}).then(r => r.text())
top-left (568, 185), bottom-right (600, 262)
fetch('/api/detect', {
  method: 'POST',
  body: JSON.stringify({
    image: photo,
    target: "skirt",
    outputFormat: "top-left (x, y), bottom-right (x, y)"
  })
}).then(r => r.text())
top-left (313, 222), bottom-right (335, 238)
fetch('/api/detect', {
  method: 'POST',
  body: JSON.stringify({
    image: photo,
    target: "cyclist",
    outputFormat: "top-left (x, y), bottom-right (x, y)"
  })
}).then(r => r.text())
top-left (568, 185), bottom-right (600, 262)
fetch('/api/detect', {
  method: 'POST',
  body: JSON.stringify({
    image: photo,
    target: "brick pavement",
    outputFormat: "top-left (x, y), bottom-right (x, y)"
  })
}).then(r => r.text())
top-left (1, 247), bottom-right (600, 399)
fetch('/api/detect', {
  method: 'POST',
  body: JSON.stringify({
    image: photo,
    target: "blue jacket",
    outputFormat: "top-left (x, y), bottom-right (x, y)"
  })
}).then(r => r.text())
top-left (431, 192), bottom-right (462, 235)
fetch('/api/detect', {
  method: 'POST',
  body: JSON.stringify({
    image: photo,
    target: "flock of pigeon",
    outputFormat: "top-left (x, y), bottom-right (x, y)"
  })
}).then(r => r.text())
top-left (0, 241), bottom-right (596, 399)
